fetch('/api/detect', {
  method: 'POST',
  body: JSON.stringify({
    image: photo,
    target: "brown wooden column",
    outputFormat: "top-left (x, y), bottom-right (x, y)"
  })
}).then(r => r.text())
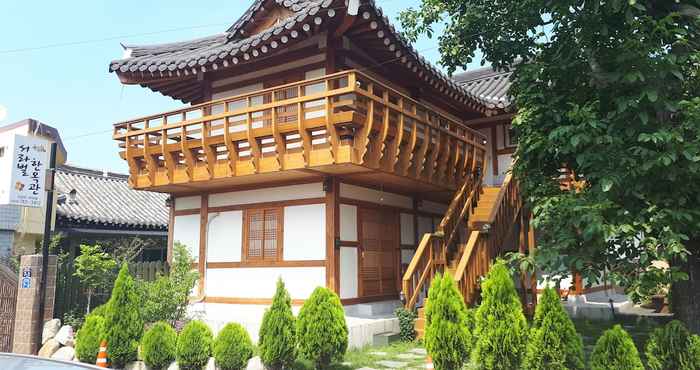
top-left (325, 177), bottom-right (339, 293)
top-left (527, 213), bottom-right (537, 305)
top-left (167, 198), bottom-right (175, 264)
top-left (198, 195), bottom-right (208, 297)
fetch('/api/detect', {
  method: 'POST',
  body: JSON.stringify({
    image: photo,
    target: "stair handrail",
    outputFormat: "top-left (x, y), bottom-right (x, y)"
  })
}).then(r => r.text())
top-left (452, 170), bottom-right (523, 304)
top-left (402, 170), bottom-right (483, 309)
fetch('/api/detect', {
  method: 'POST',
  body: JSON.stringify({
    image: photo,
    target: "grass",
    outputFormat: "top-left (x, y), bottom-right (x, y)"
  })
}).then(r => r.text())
top-left (291, 341), bottom-right (426, 369)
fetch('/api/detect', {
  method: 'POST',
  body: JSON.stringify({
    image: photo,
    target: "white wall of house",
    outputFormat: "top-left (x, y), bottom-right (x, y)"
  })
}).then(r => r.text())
top-left (283, 204), bottom-right (326, 261)
top-left (479, 123), bottom-right (515, 186)
top-left (209, 182), bottom-right (324, 207)
top-left (206, 267), bottom-right (325, 299)
top-left (339, 247), bottom-right (358, 299)
top-left (207, 210), bottom-right (243, 262)
top-left (173, 214), bottom-right (201, 259)
top-left (339, 183), bottom-right (413, 209)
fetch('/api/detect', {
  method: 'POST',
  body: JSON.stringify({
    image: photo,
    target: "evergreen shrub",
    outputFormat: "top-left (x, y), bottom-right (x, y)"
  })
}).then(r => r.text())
top-left (75, 314), bottom-right (105, 364)
top-left (589, 325), bottom-right (644, 370)
top-left (296, 286), bottom-right (348, 369)
top-left (177, 320), bottom-right (213, 370)
top-left (424, 273), bottom-right (471, 370)
top-left (103, 263), bottom-right (144, 368)
top-left (472, 260), bottom-right (528, 370)
top-left (394, 307), bottom-right (418, 342)
top-left (522, 287), bottom-right (584, 370)
top-left (213, 323), bottom-right (253, 370)
top-left (645, 320), bottom-right (700, 370)
top-left (259, 278), bottom-right (296, 369)
top-left (141, 321), bottom-right (177, 370)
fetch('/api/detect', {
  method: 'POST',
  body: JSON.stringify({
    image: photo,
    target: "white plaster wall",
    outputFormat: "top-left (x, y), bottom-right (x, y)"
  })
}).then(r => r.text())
top-left (283, 204), bottom-right (325, 261)
top-left (339, 183), bottom-right (412, 209)
top-left (340, 204), bottom-right (358, 242)
top-left (419, 200), bottom-right (448, 215)
top-left (212, 82), bottom-right (264, 101)
top-left (205, 267), bottom-right (325, 299)
top-left (207, 211), bottom-right (243, 262)
top-left (339, 247), bottom-right (358, 299)
top-left (208, 183), bottom-right (324, 208)
top-left (400, 213), bottom-right (415, 245)
top-left (175, 196), bottom-right (201, 211)
top-left (173, 214), bottom-right (201, 258)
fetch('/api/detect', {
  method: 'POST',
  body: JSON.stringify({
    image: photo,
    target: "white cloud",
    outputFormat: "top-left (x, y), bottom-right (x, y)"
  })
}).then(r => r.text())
top-left (0, 105), bottom-right (6, 122)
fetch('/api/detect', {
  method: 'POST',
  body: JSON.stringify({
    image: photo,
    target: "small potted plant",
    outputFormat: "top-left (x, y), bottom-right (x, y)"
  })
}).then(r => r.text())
top-left (650, 286), bottom-right (667, 313)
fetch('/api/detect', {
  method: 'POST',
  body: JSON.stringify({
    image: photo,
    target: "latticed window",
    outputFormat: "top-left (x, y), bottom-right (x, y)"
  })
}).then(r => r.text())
top-left (244, 208), bottom-right (283, 261)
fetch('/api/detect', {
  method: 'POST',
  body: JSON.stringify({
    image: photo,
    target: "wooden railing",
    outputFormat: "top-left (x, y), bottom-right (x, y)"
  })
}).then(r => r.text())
top-left (401, 171), bottom-right (483, 309)
top-left (453, 172), bottom-right (523, 305)
top-left (114, 70), bottom-right (486, 189)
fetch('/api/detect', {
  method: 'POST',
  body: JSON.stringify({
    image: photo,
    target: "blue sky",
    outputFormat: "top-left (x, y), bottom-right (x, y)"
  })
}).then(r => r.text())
top-left (0, 0), bottom-right (483, 173)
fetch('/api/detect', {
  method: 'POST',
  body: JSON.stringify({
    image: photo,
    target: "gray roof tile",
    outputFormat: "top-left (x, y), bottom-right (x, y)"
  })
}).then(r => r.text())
top-left (453, 66), bottom-right (513, 110)
top-left (55, 165), bottom-right (168, 229)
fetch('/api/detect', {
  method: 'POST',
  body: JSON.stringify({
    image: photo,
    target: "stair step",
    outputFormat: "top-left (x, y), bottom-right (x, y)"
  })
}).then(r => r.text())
top-left (373, 331), bottom-right (402, 346)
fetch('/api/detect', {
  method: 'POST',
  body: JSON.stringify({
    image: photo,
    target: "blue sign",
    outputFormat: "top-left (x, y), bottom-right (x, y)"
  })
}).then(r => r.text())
top-left (21, 277), bottom-right (31, 289)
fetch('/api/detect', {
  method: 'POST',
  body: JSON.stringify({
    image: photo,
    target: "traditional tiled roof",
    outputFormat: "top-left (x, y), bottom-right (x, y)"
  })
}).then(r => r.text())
top-left (55, 165), bottom-right (168, 230)
top-left (453, 66), bottom-right (513, 111)
top-left (109, 0), bottom-right (497, 114)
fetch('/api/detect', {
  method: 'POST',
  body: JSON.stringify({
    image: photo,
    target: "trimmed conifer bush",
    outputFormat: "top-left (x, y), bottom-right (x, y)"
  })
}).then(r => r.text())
top-left (177, 320), bottom-right (213, 370)
top-left (213, 323), bottom-right (254, 370)
top-left (473, 260), bottom-right (528, 370)
top-left (103, 263), bottom-right (144, 368)
top-left (645, 320), bottom-right (700, 370)
top-left (424, 273), bottom-right (472, 370)
top-left (589, 325), bottom-right (644, 370)
top-left (75, 313), bottom-right (105, 364)
top-left (258, 278), bottom-right (296, 369)
top-left (522, 287), bottom-right (584, 370)
top-left (141, 321), bottom-right (177, 370)
top-left (296, 286), bottom-right (348, 369)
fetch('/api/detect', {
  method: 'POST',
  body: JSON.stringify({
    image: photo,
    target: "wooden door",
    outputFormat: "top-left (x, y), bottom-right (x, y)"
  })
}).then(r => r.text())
top-left (359, 207), bottom-right (398, 298)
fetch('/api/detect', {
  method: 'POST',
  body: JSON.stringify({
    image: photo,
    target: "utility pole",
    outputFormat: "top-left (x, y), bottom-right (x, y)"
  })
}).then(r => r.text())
top-left (36, 141), bottom-right (57, 346)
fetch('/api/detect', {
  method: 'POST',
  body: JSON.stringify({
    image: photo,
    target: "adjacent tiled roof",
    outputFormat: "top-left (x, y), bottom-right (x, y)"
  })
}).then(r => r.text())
top-left (55, 165), bottom-right (168, 230)
top-left (453, 66), bottom-right (513, 111)
top-left (109, 0), bottom-right (499, 113)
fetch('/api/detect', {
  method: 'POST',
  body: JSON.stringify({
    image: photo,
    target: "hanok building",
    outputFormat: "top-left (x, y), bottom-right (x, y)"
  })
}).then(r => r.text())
top-left (54, 164), bottom-right (169, 260)
top-left (108, 0), bottom-right (536, 333)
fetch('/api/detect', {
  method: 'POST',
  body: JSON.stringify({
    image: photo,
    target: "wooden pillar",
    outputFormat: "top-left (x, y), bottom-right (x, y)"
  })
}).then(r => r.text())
top-left (325, 177), bottom-right (339, 293)
top-left (527, 213), bottom-right (537, 305)
top-left (490, 125), bottom-right (499, 176)
top-left (167, 198), bottom-right (175, 264)
top-left (198, 195), bottom-right (208, 297)
top-left (518, 210), bottom-right (528, 306)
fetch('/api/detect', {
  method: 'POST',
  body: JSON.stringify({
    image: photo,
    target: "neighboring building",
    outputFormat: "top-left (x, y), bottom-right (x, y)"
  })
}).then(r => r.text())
top-left (54, 164), bottom-right (168, 260)
top-left (107, 0), bottom-right (535, 317)
top-left (0, 119), bottom-right (67, 259)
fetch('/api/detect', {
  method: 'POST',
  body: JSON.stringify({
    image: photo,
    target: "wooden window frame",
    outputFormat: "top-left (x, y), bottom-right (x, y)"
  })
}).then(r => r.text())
top-left (242, 207), bottom-right (284, 262)
top-left (503, 123), bottom-right (518, 148)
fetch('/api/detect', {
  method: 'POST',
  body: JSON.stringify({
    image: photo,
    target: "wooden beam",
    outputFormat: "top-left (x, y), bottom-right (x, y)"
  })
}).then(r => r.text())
top-left (198, 195), bottom-right (208, 298)
top-left (491, 125), bottom-right (499, 176)
top-left (325, 177), bottom-right (339, 292)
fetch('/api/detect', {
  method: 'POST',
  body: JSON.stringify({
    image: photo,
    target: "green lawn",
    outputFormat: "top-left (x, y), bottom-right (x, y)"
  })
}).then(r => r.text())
top-left (291, 341), bottom-right (427, 369)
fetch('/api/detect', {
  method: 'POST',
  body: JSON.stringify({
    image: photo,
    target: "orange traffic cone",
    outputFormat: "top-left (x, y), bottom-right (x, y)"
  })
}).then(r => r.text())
top-left (96, 340), bottom-right (110, 368)
top-left (425, 354), bottom-right (433, 369)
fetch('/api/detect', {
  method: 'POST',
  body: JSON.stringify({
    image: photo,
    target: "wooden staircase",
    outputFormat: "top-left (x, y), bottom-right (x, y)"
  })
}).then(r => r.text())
top-left (404, 170), bottom-right (537, 339)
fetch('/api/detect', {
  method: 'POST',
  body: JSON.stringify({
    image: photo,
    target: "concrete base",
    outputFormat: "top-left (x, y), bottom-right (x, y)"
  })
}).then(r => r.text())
top-left (189, 300), bottom-right (400, 350)
top-left (563, 289), bottom-right (672, 321)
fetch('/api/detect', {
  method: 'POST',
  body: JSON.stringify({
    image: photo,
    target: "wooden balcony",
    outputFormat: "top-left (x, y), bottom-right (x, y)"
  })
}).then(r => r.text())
top-left (114, 70), bottom-right (487, 195)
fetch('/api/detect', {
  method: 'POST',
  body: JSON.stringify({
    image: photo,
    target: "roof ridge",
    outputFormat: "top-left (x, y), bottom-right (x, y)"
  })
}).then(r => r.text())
top-left (58, 164), bottom-right (129, 180)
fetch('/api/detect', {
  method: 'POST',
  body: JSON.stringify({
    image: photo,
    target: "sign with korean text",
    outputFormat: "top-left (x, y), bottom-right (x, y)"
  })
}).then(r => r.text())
top-left (0, 134), bottom-right (50, 208)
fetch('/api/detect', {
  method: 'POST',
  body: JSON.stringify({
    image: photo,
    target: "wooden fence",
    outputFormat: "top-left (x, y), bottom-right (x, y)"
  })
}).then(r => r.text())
top-left (54, 260), bottom-right (168, 319)
top-left (0, 263), bottom-right (17, 352)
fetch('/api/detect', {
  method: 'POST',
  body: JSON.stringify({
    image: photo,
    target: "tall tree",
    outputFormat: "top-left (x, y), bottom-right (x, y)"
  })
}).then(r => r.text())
top-left (400, 1), bottom-right (700, 332)
top-left (73, 244), bottom-right (116, 314)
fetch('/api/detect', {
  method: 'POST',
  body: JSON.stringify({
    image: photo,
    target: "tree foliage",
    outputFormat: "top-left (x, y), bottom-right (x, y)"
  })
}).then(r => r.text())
top-left (522, 287), bottom-right (584, 370)
top-left (472, 261), bottom-right (528, 370)
top-left (213, 323), bottom-right (254, 370)
top-left (589, 325), bottom-right (644, 370)
top-left (141, 322), bottom-right (177, 370)
top-left (74, 313), bottom-right (105, 364)
top-left (400, 0), bottom-right (700, 331)
top-left (645, 320), bottom-right (700, 370)
top-left (103, 263), bottom-right (143, 368)
top-left (73, 244), bottom-right (116, 314)
top-left (424, 273), bottom-right (472, 370)
top-left (177, 320), bottom-right (213, 370)
top-left (296, 287), bottom-right (348, 369)
top-left (258, 278), bottom-right (296, 370)
top-left (139, 242), bottom-right (198, 325)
